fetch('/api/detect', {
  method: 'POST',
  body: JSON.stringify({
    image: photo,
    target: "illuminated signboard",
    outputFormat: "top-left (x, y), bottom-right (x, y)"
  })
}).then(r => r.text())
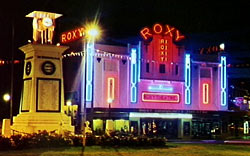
top-left (234, 97), bottom-right (244, 107)
top-left (244, 121), bottom-right (249, 134)
top-left (160, 39), bottom-right (168, 62)
top-left (140, 23), bottom-right (185, 42)
top-left (148, 85), bottom-right (173, 92)
top-left (142, 92), bottom-right (180, 103)
top-left (199, 45), bottom-right (224, 55)
top-left (60, 27), bottom-right (84, 44)
top-left (140, 23), bottom-right (185, 65)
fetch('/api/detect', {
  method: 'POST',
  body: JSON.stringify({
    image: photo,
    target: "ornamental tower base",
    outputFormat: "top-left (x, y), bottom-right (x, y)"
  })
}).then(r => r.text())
top-left (11, 44), bottom-right (74, 135)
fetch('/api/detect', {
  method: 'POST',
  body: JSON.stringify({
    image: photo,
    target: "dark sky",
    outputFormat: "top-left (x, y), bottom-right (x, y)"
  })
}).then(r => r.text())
top-left (1, 0), bottom-right (250, 118)
top-left (1, 0), bottom-right (250, 59)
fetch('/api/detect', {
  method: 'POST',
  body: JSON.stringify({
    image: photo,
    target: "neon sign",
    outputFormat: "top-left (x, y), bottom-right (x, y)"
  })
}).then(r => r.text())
top-left (203, 83), bottom-right (209, 104)
top-left (137, 42), bottom-right (141, 82)
top-left (142, 92), bottom-right (180, 103)
top-left (107, 77), bottom-right (115, 101)
top-left (234, 97), bottom-right (244, 107)
top-left (140, 24), bottom-right (185, 41)
top-left (85, 40), bottom-right (94, 102)
top-left (61, 27), bottom-right (84, 44)
top-left (148, 85), bottom-right (173, 92)
top-left (129, 112), bottom-right (192, 119)
top-left (244, 121), bottom-right (249, 134)
top-left (160, 39), bottom-right (168, 62)
top-left (130, 48), bottom-right (138, 103)
top-left (199, 45), bottom-right (224, 55)
top-left (220, 56), bottom-right (227, 106)
top-left (185, 54), bottom-right (191, 104)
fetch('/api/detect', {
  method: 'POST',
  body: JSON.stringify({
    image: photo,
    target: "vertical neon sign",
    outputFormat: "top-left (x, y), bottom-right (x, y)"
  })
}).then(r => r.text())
top-left (185, 54), bottom-right (191, 104)
top-left (203, 83), bottom-right (209, 104)
top-left (107, 77), bottom-right (115, 101)
top-left (137, 42), bottom-right (141, 82)
top-left (160, 39), bottom-right (168, 62)
top-left (86, 41), bottom-right (94, 102)
top-left (130, 48), bottom-right (138, 103)
top-left (220, 56), bottom-right (227, 106)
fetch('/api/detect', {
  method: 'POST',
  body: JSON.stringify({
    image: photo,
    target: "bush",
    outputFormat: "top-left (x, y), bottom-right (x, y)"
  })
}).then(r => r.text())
top-left (11, 135), bottom-right (32, 150)
top-left (9, 130), bottom-right (71, 150)
top-left (1, 131), bottom-right (166, 150)
top-left (78, 132), bottom-right (167, 147)
top-left (0, 136), bottom-right (12, 151)
top-left (71, 136), bottom-right (82, 146)
top-left (29, 131), bottom-right (71, 148)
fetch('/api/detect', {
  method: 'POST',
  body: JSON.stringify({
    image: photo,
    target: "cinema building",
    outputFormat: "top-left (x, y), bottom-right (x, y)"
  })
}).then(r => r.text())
top-left (63, 24), bottom-right (228, 139)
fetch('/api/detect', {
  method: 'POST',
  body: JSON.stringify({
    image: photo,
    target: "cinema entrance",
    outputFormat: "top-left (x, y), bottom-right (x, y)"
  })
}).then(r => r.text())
top-left (129, 112), bottom-right (192, 139)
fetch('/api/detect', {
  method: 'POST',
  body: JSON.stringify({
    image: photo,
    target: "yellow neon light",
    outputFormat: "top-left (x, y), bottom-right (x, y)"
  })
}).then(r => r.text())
top-left (107, 77), bottom-right (115, 101)
top-left (203, 83), bottom-right (209, 104)
top-left (142, 92), bottom-right (180, 103)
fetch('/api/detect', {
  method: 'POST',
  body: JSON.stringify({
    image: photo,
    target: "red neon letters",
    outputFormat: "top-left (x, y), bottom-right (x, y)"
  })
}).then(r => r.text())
top-left (165, 25), bottom-right (175, 37)
top-left (160, 39), bottom-right (168, 62)
top-left (140, 27), bottom-right (153, 40)
top-left (142, 92), bottom-right (180, 103)
top-left (140, 24), bottom-right (185, 42)
top-left (153, 24), bottom-right (163, 34)
top-left (61, 27), bottom-right (85, 44)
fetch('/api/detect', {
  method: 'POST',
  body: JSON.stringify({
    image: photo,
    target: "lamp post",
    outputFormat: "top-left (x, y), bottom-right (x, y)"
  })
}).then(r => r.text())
top-left (82, 22), bottom-right (100, 148)
top-left (2, 93), bottom-right (11, 137)
top-left (66, 100), bottom-right (78, 125)
top-left (3, 93), bottom-right (11, 119)
top-left (107, 98), bottom-right (113, 119)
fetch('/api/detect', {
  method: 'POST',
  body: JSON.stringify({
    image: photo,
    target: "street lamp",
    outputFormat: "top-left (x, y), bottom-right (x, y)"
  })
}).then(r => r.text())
top-left (84, 22), bottom-right (101, 103)
top-left (66, 100), bottom-right (72, 106)
top-left (3, 93), bottom-right (11, 102)
top-left (220, 43), bottom-right (225, 51)
top-left (85, 22), bottom-right (101, 41)
top-left (66, 100), bottom-right (72, 116)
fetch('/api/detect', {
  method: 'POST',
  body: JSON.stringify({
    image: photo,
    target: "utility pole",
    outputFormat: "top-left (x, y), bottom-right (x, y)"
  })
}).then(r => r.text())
top-left (10, 16), bottom-right (15, 125)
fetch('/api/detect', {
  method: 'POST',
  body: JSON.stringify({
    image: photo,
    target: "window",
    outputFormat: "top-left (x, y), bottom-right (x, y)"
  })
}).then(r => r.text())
top-left (159, 64), bottom-right (166, 73)
top-left (146, 63), bottom-right (150, 73)
top-left (178, 47), bottom-right (181, 56)
top-left (175, 65), bottom-right (179, 75)
top-left (104, 60), bottom-right (117, 72)
top-left (200, 68), bottom-right (211, 78)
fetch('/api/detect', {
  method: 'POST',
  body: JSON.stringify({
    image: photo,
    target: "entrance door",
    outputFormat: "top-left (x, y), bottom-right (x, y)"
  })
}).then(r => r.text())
top-left (140, 119), bottom-right (178, 138)
top-left (192, 121), bottom-right (212, 138)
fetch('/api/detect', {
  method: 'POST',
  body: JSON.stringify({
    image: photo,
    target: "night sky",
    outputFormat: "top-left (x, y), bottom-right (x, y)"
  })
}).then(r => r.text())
top-left (1, 0), bottom-right (250, 118)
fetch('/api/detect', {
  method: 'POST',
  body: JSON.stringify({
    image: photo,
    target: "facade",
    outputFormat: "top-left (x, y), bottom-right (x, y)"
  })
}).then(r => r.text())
top-left (63, 24), bottom-right (229, 138)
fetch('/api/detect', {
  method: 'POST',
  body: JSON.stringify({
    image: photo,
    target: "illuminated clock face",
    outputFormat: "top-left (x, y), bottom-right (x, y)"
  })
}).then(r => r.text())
top-left (41, 61), bottom-right (56, 75)
top-left (42, 18), bottom-right (53, 27)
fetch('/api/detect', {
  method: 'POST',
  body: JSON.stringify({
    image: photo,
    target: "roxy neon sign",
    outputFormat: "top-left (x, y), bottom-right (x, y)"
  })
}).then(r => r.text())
top-left (60, 27), bottom-right (85, 44)
top-left (140, 23), bottom-right (185, 41)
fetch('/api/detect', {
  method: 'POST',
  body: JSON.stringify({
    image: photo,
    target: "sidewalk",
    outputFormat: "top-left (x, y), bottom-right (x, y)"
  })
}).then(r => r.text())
top-left (168, 139), bottom-right (250, 144)
top-left (224, 140), bottom-right (250, 144)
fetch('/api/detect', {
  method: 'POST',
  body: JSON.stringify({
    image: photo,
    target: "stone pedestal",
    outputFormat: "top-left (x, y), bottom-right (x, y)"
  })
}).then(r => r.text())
top-left (2, 119), bottom-right (11, 137)
top-left (11, 44), bottom-right (74, 134)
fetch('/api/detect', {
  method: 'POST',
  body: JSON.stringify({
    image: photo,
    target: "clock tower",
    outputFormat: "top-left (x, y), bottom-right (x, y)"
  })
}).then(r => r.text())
top-left (11, 11), bottom-right (74, 134)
